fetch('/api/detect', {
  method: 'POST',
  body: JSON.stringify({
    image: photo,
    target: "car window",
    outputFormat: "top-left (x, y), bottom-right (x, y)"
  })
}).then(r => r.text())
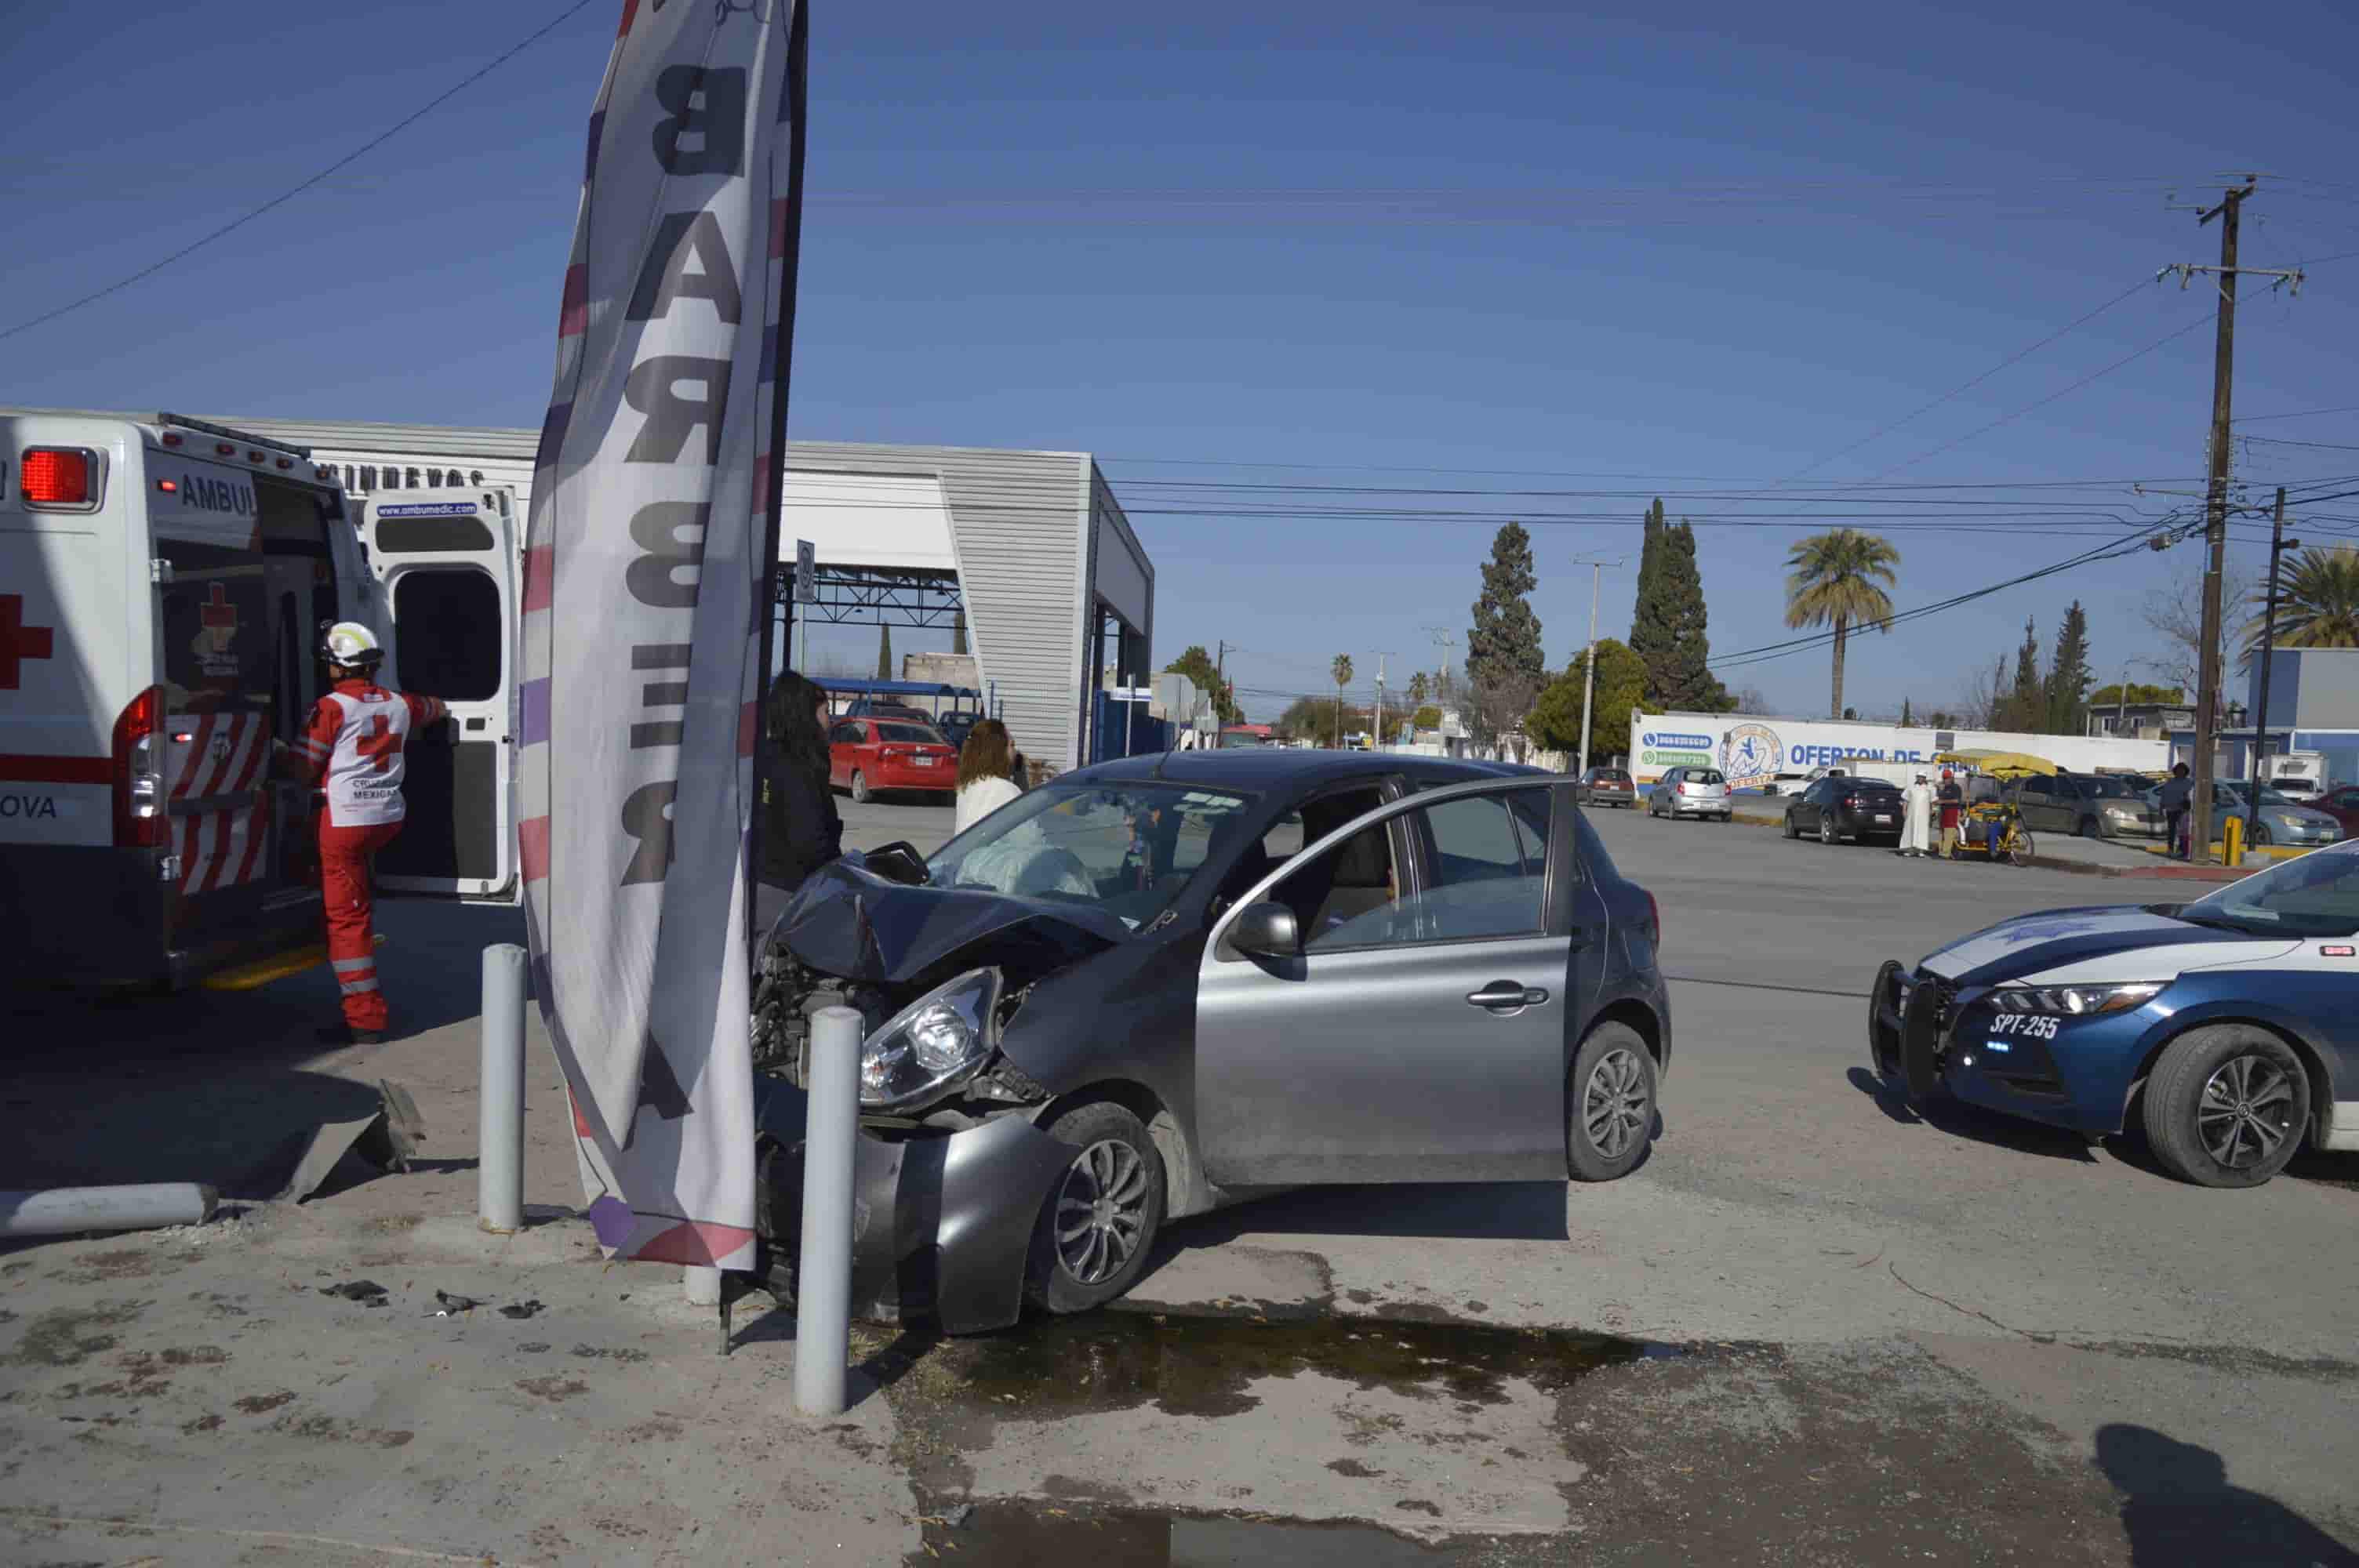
top-left (1687, 769), bottom-right (1725, 786)
top-left (930, 782), bottom-right (1252, 927)
top-left (1415, 794), bottom-right (1547, 940)
top-left (876, 722), bottom-right (942, 744)
top-left (2185, 845), bottom-right (2359, 936)
top-left (829, 722), bottom-right (860, 744)
top-left (1276, 789), bottom-right (1547, 951)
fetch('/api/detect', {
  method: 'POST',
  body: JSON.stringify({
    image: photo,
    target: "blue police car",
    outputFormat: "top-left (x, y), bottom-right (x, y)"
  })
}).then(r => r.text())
top-left (1870, 840), bottom-right (2359, 1187)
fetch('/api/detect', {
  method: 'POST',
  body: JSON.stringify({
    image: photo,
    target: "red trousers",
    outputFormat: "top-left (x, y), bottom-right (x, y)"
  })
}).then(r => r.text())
top-left (319, 818), bottom-right (401, 1031)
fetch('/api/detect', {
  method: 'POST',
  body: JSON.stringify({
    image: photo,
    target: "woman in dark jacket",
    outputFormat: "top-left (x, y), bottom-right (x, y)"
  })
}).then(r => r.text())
top-left (755, 671), bottom-right (843, 941)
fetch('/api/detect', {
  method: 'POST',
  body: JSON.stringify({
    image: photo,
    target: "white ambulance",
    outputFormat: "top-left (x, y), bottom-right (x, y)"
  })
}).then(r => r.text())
top-left (0, 410), bottom-right (519, 989)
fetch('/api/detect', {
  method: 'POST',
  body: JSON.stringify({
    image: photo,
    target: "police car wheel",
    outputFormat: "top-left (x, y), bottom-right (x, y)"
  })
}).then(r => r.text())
top-left (2141, 1025), bottom-right (2310, 1189)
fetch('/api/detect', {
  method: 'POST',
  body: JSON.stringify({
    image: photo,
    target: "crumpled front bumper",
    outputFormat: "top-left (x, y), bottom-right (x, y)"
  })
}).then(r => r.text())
top-left (755, 1083), bottom-right (1074, 1334)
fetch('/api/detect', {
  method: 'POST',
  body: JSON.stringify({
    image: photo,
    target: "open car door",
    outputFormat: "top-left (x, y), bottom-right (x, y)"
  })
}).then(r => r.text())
top-left (360, 492), bottom-right (518, 902)
top-left (1194, 775), bottom-right (1599, 1185)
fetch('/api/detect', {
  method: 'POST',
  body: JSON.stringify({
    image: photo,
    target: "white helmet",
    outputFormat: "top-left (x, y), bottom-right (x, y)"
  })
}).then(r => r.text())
top-left (320, 620), bottom-right (385, 668)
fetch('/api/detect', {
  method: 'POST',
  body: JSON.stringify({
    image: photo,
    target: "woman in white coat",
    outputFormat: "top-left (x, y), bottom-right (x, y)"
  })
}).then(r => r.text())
top-left (1899, 772), bottom-right (1935, 858)
top-left (953, 718), bottom-right (1024, 835)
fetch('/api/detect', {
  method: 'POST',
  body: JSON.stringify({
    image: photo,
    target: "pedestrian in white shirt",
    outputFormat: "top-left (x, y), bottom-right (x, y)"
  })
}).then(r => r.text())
top-left (1900, 772), bottom-right (1935, 858)
top-left (954, 718), bottom-right (1025, 835)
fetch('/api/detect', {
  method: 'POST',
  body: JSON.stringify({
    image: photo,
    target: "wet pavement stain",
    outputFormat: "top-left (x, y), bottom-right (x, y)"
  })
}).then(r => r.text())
top-left (907, 1497), bottom-right (1570, 1566)
top-left (874, 1308), bottom-right (1654, 1423)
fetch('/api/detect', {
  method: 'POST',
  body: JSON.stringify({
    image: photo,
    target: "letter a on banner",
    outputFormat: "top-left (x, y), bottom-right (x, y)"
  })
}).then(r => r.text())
top-left (518, 0), bottom-right (809, 1271)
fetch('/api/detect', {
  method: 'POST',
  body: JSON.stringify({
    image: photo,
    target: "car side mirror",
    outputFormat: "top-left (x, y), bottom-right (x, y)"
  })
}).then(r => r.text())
top-left (1230, 901), bottom-right (1300, 959)
top-left (864, 840), bottom-right (929, 887)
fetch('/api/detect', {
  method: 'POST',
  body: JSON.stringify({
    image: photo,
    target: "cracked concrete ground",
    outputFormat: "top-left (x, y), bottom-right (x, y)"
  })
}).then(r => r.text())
top-left (2, 800), bottom-right (2354, 1564)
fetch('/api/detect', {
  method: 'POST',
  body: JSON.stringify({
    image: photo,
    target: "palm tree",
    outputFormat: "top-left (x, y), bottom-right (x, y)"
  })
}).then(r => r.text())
top-left (1331, 654), bottom-right (1354, 747)
top-left (2241, 545), bottom-right (2359, 660)
top-left (1408, 671), bottom-right (1429, 706)
top-left (1783, 529), bottom-right (1900, 719)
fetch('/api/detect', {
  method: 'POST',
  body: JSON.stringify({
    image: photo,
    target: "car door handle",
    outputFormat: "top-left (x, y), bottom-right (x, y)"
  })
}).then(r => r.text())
top-left (1466, 982), bottom-right (1549, 1009)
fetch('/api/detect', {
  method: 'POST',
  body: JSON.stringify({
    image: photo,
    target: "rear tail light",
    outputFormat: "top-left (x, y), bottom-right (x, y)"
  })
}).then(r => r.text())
top-left (21, 448), bottom-right (94, 507)
top-left (111, 686), bottom-right (166, 848)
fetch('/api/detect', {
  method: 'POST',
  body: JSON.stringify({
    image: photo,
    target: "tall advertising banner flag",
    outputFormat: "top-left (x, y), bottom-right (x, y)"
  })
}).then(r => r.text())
top-left (519, 0), bottom-right (808, 1271)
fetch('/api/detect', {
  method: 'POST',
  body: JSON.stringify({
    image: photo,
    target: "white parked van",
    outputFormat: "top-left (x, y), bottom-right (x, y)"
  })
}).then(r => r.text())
top-left (0, 410), bottom-right (517, 989)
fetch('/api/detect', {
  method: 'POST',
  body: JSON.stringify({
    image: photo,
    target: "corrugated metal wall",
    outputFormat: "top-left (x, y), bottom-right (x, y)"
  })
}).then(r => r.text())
top-left (212, 418), bottom-right (1129, 771)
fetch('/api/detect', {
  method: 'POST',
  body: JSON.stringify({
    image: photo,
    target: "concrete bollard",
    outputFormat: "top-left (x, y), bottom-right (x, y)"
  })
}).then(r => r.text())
top-left (794, 1004), bottom-right (863, 1417)
top-left (478, 944), bottom-right (527, 1235)
top-left (683, 1265), bottom-right (721, 1306)
top-left (0, 1183), bottom-right (217, 1237)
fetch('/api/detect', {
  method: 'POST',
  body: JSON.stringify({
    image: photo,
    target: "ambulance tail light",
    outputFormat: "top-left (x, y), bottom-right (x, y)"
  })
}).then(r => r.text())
top-left (22, 448), bottom-right (96, 509)
top-left (111, 686), bottom-right (167, 849)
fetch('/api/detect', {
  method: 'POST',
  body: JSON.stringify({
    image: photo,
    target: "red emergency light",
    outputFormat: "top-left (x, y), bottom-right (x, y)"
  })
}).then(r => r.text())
top-left (21, 448), bottom-right (93, 506)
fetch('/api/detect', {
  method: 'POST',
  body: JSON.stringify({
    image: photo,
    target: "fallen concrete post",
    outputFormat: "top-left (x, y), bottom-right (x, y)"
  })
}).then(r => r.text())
top-left (478, 943), bottom-right (527, 1234)
top-left (794, 1004), bottom-right (862, 1417)
top-left (0, 1183), bottom-right (218, 1237)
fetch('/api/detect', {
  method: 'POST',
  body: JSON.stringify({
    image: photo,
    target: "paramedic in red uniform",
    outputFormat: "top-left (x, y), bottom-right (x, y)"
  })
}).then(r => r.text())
top-left (278, 622), bottom-right (445, 1044)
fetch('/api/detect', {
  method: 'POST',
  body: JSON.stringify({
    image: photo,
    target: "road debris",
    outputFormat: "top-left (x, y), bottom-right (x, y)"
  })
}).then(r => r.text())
top-left (498, 1299), bottom-right (545, 1320)
top-left (318, 1279), bottom-right (389, 1306)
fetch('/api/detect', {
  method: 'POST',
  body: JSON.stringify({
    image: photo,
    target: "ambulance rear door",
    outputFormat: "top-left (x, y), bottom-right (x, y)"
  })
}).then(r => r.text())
top-left (362, 493), bottom-right (518, 901)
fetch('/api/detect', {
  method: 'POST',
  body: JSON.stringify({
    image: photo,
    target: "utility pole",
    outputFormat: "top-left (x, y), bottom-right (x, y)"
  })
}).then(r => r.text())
top-left (1569, 555), bottom-right (1624, 782)
top-left (1372, 651), bottom-right (1397, 749)
top-left (2161, 177), bottom-right (2302, 862)
top-left (1214, 639), bottom-right (1234, 733)
top-left (1424, 626), bottom-right (1456, 700)
top-left (2248, 486), bottom-right (2298, 845)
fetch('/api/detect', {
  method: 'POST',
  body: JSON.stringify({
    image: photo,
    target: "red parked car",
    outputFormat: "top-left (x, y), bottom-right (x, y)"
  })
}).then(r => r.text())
top-left (2312, 784), bottom-right (2359, 840)
top-left (828, 717), bottom-right (957, 803)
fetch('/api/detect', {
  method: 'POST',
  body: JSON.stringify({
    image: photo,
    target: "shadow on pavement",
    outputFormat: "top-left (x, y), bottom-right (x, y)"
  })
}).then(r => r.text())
top-left (1843, 1067), bottom-right (2098, 1163)
top-left (0, 901), bottom-right (524, 1193)
top-left (1164, 1180), bottom-right (1573, 1249)
top-left (2096, 1423), bottom-right (2359, 1566)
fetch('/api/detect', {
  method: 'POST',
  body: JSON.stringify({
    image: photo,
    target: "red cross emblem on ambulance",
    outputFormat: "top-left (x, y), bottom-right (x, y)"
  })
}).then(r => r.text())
top-left (198, 582), bottom-right (240, 661)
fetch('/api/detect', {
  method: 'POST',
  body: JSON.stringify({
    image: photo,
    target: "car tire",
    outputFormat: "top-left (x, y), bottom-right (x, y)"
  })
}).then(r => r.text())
top-left (849, 769), bottom-right (872, 804)
top-left (1868, 959), bottom-right (1906, 1081)
top-left (2252, 822), bottom-right (2273, 848)
top-left (1819, 815), bottom-right (1837, 846)
top-left (2139, 1025), bottom-right (2310, 1188)
top-left (1023, 1100), bottom-right (1168, 1314)
top-left (1783, 811), bottom-right (1799, 840)
top-left (2079, 816), bottom-right (2102, 840)
top-left (1566, 1022), bottom-right (1656, 1182)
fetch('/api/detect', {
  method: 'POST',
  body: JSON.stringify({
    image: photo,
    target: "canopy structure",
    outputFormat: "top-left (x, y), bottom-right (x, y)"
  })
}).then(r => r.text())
top-left (1936, 750), bottom-right (2059, 778)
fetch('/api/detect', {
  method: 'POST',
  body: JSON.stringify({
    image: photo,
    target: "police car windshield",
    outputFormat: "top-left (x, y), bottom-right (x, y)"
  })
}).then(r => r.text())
top-left (2183, 844), bottom-right (2359, 937)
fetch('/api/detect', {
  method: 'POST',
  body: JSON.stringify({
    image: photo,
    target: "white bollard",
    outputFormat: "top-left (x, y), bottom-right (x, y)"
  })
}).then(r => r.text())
top-left (478, 944), bottom-right (527, 1235)
top-left (794, 1004), bottom-right (863, 1417)
top-left (0, 1183), bottom-right (217, 1237)
top-left (683, 1265), bottom-right (721, 1306)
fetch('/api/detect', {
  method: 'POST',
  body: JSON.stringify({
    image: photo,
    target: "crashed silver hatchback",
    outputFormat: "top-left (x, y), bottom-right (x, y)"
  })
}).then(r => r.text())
top-left (752, 750), bottom-right (1671, 1332)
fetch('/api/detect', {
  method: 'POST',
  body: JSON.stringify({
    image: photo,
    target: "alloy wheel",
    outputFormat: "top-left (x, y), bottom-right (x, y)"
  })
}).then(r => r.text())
top-left (2196, 1052), bottom-right (2299, 1170)
top-left (1052, 1138), bottom-right (1150, 1286)
top-left (1819, 815), bottom-right (1836, 845)
top-left (1583, 1047), bottom-right (1651, 1160)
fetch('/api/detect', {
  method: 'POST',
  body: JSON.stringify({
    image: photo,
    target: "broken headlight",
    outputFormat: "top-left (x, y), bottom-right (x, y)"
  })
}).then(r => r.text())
top-left (860, 967), bottom-right (1001, 1110)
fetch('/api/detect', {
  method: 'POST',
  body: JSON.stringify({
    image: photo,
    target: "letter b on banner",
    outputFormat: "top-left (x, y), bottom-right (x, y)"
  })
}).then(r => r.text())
top-left (652, 66), bottom-right (747, 176)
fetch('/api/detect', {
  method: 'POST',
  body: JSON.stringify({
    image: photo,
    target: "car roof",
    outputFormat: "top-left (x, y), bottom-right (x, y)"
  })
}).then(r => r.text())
top-left (1070, 749), bottom-right (1549, 793)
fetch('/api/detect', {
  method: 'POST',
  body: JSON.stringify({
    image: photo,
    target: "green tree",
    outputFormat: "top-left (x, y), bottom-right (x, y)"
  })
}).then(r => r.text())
top-left (2089, 682), bottom-right (2183, 707)
top-left (1526, 638), bottom-right (1645, 760)
top-left (1278, 692), bottom-right (1368, 747)
top-left (1407, 672), bottom-right (1429, 706)
top-left (2044, 601), bottom-right (2092, 734)
top-left (1466, 523), bottom-right (1545, 699)
top-left (2241, 544), bottom-right (2359, 658)
top-left (1161, 644), bottom-right (1241, 724)
top-left (1409, 703), bottom-right (1442, 731)
top-left (1899, 696), bottom-right (1914, 728)
top-left (1783, 529), bottom-right (1899, 720)
top-left (876, 623), bottom-right (893, 681)
top-left (1331, 653), bottom-right (1354, 746)
top-left (1630, 499), bottom-right (1728, 711)
top-left (1991, 616), bottom-right (2042, 732)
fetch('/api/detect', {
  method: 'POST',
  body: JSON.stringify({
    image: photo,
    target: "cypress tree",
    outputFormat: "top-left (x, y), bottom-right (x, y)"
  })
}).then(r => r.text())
top-left (1627, 499), bottom-right (1670, 699)
top-left (1466, 522), bottom-right (1546, 692)
top-left (2001, 617), bottom-right (2041, 732)
top-left (876, 623), bottom-right (893, 681)
top-left (2045, 601), bottom-right (2092, 735)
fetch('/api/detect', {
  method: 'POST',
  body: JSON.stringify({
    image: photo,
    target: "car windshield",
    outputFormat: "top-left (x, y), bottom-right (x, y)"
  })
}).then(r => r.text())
top-left (2181, 844), bottom-right (2359, 937)
top-left (925, 781), bottom-right (1255, 929)
top-left (876, 723), bottom-right (943, 744)
top-left (2079, 775), bottom-right (2142, 799)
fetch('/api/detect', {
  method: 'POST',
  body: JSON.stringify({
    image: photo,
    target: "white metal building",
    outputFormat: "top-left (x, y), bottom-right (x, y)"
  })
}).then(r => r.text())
top-left (209, 416), bottom-right (1155, 773)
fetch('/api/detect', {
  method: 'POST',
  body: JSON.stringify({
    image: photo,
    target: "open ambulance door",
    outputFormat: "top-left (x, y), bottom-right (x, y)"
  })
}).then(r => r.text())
top-left (361, 493), bottom-right (519, 902)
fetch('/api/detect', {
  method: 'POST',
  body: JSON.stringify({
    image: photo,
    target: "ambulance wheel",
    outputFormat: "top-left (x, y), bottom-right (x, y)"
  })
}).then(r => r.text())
top-left (849, 769), bottom-right (873, 804)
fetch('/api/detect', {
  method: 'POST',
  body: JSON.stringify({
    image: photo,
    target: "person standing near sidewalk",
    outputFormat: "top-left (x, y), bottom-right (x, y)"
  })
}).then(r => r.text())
top-left (1899, 772), bottom-right (1934, 858)
top-left (1936, 768), bottom-right (1965, 860)
top-left (954, 719), bottom-right (1024, 834)
top-left (754, 671), bottom-right (844, 945)
top-left (278, 622), bottom-right (446, 1045)
top-left (2158, 762), bottom-right (2194, 860)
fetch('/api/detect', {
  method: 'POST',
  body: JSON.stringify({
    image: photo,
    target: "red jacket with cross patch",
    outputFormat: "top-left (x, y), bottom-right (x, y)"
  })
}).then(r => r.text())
top-left (293, 678), bottom-right (447, 829)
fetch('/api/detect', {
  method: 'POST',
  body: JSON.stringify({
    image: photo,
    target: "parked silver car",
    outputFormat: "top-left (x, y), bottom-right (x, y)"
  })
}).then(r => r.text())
top-left (1647, 765), bottom-right (1732, 822)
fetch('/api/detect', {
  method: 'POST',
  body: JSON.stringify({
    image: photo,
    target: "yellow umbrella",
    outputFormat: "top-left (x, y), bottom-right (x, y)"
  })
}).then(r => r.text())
top-left (1936, 749), bottom-right (2059, 778)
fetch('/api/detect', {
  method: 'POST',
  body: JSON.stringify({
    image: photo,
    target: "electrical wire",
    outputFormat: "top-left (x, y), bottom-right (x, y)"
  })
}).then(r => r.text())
top-left (0, 0), bottom-right (602, 345)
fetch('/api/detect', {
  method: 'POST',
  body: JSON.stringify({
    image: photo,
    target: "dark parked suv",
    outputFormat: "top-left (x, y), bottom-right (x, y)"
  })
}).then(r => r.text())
top-left (1783, 775), bottom-right (1906, 845)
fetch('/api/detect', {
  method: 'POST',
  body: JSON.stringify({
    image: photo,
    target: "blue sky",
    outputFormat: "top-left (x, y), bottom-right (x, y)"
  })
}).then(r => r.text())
top-left (6, 0), bottom-right (2359, 724)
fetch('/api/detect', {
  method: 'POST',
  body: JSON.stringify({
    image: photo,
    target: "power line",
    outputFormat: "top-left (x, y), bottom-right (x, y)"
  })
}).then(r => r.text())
top-left (2235, 404), bottom-right (2359, 423)
top-left (0, 0), bottom-right (601, 345)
